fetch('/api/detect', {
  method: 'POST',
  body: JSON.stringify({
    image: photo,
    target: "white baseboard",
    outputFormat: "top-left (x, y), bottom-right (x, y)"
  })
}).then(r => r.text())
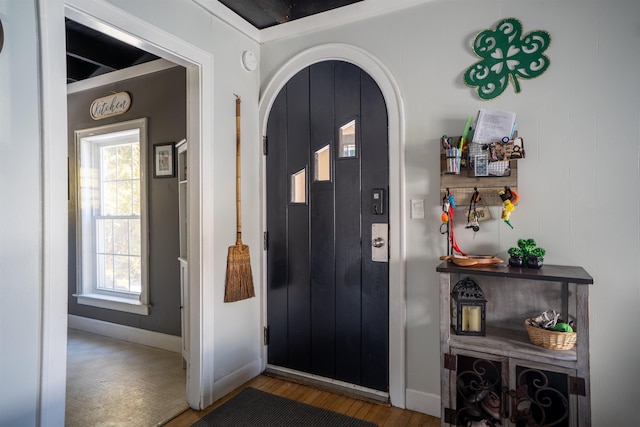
top-left (211, 359), bottom-right (263, 402)
top-left (68, 314), bottom-right (182, 353)
top-left (405, 388), bottom-right (441, 418)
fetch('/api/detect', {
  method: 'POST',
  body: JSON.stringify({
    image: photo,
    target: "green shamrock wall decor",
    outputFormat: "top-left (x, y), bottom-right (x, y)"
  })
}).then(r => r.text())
top-left (464, 18), bottom-right (551, 100)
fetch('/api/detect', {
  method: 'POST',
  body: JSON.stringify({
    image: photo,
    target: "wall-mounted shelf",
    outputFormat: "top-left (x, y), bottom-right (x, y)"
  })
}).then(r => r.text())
top-left (439, 136), bottom-right (518, 206)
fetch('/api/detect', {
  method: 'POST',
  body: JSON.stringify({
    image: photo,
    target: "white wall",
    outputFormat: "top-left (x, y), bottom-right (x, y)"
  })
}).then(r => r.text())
top-left (103, 0), bottom-right (264, 401)
top-left (261, 0), bottom-right (640, 424)
top-left (2, 0), bottom-right (264, 423)
top-left (0, 1), bottom-right (45, 425)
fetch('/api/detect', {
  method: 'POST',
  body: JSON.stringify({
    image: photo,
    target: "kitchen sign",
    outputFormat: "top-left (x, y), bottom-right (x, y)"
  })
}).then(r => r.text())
top-left (90, 92), bottom-right (131, 120)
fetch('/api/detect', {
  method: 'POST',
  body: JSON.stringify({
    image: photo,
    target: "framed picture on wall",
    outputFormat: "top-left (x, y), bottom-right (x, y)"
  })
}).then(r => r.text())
top-left (154, 142), bottom-right (175, 178)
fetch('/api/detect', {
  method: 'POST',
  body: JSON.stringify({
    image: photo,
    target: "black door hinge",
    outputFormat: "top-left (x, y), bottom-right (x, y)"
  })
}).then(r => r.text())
top-left (263, 136), bottom-right (268, 155)
top-left (263, 326), bottom-right (270, 345)
top-left (444, 408), bottom-right (456, 425)
top-left (570, 376), bottom-right (586, 396)
top-left (444, 353), bottom-right (456, 370)
top-left (263, 231), bottom-right (269, 251)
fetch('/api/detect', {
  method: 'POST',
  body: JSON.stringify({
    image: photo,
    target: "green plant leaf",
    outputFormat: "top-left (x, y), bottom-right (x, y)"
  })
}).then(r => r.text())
top-left (531, 247), bottom-right (546, 257)
top-left (464, 18), bottom-right (551, 100)
top-left (508, 247), bottom-right (523, 256)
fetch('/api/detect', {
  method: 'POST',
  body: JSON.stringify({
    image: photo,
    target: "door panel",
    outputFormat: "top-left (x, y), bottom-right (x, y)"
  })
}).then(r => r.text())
top-left (265, 88), bottom-right (288, 368)
top-left (334, 62), bottom-right (364, 386)
top-left (309, 61), bottom-right (336, 379)
top-left (266, 60), bottom-right (389, 392)
top-left (360, 70), bottom-right (389, 391)
top-left (285, 69), bottom-right (311, 373)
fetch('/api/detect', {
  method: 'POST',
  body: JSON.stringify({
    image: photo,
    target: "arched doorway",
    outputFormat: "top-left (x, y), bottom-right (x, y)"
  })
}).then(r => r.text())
top-left (266, 60), bottom-right (389, 394)
top-left (259, 44), bottom-right (406, 407)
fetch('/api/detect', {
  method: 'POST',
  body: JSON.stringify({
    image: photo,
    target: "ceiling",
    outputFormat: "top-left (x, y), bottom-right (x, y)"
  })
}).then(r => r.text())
top-left (218, 0), bottom-right (362, 29)
top-left (65, 0), bottom-right (363, 83)
top-left (65, 18), bottom-right (160, 84)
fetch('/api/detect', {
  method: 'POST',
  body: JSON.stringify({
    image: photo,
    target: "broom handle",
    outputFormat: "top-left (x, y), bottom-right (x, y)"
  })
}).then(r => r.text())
top-left (235, 95), bottom-right (243, 245)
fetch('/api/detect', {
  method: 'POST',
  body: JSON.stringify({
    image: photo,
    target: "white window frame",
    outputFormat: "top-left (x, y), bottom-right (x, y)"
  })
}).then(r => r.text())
top-left (74, 118), bottom-right (150, 315)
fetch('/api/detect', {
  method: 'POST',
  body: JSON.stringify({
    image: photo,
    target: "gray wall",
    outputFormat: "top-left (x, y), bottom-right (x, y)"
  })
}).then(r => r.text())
top-left (67, 65), bottom-right (186, 336)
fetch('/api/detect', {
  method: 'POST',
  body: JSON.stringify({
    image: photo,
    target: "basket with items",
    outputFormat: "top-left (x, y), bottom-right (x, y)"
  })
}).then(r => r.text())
top-left (525, 309), bottom-right (576, 351)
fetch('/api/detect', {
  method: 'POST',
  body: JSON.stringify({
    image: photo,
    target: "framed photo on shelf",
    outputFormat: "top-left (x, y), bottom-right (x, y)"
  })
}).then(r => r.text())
top-left (154, 142), bottom-right (175, 178)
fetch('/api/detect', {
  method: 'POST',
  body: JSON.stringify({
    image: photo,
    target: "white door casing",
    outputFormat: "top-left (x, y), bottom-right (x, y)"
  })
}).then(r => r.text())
top-left (259, 43), bottom-right (406, 408)
top-left (40, 0), bottom-right (216, 413)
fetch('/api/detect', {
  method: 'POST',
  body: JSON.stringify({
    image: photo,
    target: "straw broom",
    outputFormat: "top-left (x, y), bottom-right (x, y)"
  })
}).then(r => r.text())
top-left (224, 95), bottom-right (255, 302)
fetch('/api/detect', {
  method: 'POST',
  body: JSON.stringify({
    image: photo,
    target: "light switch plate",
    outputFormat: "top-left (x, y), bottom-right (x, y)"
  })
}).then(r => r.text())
top-left (411, 199), bottom-right (425, 219)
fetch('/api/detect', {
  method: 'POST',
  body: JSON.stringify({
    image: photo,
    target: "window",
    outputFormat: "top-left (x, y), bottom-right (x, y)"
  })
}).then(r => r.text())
top-left (338, 119), bottom-right (357, 158)
top-left (314, 144), bottom-right (331, 182)
top-left (75, 118), bottom-right (149, 315)
top-left (290, 168), bottom-right (307, 204)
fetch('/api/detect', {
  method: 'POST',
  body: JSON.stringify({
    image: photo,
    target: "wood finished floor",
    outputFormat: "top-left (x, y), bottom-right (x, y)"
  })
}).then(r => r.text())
top-left (163, 374), bottom-right (440, 427)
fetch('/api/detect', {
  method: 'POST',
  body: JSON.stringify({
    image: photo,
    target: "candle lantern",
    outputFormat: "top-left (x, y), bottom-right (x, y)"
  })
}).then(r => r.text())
top-left (451, 277), bottom-right (487, 336)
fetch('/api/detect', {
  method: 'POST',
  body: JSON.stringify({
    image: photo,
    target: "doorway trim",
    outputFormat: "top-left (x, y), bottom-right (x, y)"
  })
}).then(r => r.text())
top-left (258, 43), bottom-right (406, 408)
top-left (64, 0), bottom-right (215, 409)
top-left (40, 0), bottom-right (216, 419)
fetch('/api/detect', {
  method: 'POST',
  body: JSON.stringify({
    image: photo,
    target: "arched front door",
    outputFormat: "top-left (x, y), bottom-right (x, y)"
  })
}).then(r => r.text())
top-left (265, 60), bottom-right (389, 392)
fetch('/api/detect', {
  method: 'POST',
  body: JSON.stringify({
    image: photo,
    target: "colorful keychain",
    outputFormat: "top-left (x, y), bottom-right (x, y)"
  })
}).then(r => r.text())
top-left (499, 187), bottom-right (519, 228)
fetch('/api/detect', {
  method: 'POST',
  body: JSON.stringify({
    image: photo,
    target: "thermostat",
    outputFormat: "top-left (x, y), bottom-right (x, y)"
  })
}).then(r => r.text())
top-left (241, 50), bottom-right (257, 72)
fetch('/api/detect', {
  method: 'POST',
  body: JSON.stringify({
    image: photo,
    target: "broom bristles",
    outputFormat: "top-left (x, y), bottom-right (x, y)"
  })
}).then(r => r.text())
top-left (224, 244), bottom-right (255, 302)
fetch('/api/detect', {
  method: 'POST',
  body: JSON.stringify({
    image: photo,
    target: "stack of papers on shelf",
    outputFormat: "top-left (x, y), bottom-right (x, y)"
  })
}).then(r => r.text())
top-left (471, 109), bottom-right (517, 145)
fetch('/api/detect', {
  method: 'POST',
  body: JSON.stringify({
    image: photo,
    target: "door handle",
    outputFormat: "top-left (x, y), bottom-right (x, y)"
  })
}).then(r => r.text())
top-left (371, 223), bottom-right (388, 263)
top-left (372, 237), bottom-right (385, 248)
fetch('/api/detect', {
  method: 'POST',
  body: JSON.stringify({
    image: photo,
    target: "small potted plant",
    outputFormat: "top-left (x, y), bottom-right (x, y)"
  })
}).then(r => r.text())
top-left (527, 247), bottom-right (546, 268)
top-left (507, 246), bottom-right (524, 267)
top-left (508, 238), bottom-right (546, 268)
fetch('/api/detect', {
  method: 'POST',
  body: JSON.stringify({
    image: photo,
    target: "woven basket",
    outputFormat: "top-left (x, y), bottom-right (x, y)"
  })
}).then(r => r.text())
top-left (524, 318), bottom-right (577, 351)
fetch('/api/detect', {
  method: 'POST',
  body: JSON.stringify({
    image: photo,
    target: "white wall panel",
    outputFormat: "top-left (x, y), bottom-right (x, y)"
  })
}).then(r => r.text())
top-left (0, 1), bottom-right (43, 426)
